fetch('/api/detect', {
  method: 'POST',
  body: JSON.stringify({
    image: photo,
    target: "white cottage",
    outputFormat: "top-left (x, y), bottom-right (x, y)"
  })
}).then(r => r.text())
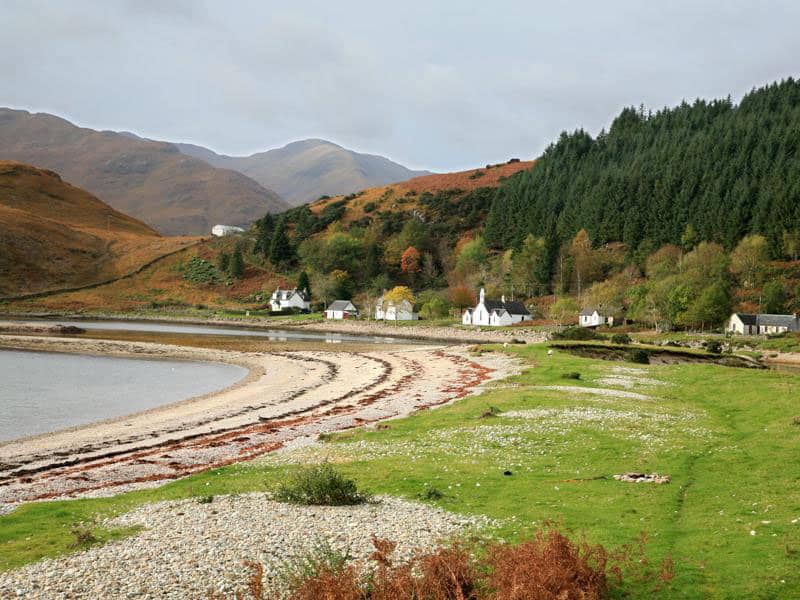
top-left (325, 300), bottom-right (359, 320)
top-left (579, 307), bottom-right (614, 328)
top-left (374, 295), bottom-right (418, 321)
top-left (726, 313), bottom-right (799, 335)
top-left (270, 288), bottom-right (311, 312)
top-left (462, 288), bottom-right (530, 327)
top-left (211, 224), bottom-right (245, 237)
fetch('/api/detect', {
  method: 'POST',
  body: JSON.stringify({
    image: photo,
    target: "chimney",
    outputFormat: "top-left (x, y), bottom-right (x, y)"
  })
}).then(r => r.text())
top-left (479, 288), bottom-right (485, 304)
top-left (501, 294), bottom-right (506, 303)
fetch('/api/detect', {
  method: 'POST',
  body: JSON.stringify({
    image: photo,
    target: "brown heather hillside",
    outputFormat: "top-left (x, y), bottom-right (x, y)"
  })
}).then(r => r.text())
top-left (2, 160), bottom-right (534, 312)
top-left (310, 159), bottom-right (534, 226)
top-left (0, 108), bottom-right (289, 235)
top-left (0, 161), bottom-right (197, 296)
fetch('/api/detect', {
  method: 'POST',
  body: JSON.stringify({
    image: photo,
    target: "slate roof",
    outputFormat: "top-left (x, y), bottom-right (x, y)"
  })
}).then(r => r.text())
top-left (733, 313), bottom-right (799, 330)
top-left (733, 313), bottom-right (758, 326)
top-left (272, 288), bottom-right (309, 302)
top-left (482, 298), bottom-right (529, 316)
top-left (580, 307), bottom-right (599, 317)
top-left (328, 300), bottom-right (356, 311)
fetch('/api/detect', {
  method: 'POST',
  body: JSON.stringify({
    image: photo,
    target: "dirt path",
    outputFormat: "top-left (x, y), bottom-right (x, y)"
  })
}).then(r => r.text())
top-left (0, 335), bottom-right (515, 505)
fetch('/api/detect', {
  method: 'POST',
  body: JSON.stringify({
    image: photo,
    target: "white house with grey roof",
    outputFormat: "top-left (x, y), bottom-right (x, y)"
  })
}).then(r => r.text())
top-left (579, 307), bottom-right (615, 328)
top-left (325, 300), bottom-right (359, 320)
top-left (462, 288), bottom-right (531, 327)
top-left (270, 288), bottom-right (311, 312)
top-left (726, 313), bottom-right (799, 335)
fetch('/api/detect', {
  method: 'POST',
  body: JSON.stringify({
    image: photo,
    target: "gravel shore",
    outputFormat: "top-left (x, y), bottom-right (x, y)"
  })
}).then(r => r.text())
top-left (0, 494), bottom-right (491, 599)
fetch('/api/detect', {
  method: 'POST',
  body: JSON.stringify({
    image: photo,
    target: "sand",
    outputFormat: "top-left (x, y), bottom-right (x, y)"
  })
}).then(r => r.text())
top-left (0, 334), bottom-right (518, 506)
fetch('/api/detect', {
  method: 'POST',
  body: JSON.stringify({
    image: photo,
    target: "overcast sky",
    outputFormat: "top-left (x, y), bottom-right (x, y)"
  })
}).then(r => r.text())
top-left (2, 1), bottom-right (799, 171)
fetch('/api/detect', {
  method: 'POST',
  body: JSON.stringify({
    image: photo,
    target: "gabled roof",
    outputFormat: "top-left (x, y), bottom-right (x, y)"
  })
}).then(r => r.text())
top-left (732, 313), bottom-right (799, 330)
top-left (732, 313), bottom-right (758, 325)
top-left (328, 300), bottom-right (357, 311)
top-left (272, 288), bottom-right (309, 302)
top-left (491, 308), bottom-right (509, 317)
top-left (580, 307), bottom-right (598, 317)
top-left (481, 298), bottom-right (530, 316)
top-left (503, 300), bottom-right (530, 316)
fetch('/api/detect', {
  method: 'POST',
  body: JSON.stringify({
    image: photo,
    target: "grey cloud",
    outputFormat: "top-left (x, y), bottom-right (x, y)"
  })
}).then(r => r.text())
top-left (1, 0), bottom-right (798, 171)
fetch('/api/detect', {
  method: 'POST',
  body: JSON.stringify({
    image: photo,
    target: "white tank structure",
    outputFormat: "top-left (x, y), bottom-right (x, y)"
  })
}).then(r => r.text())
top-left (211, 224), bottom-right (245, 237)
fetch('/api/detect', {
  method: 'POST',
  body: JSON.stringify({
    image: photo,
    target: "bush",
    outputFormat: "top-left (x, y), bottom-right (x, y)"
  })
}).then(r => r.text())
top-left (628, 349), bottom-right (650, 364)
top-left (363, 201), bottom-right (377, 213)
top-left (421, 486), bottom-right (444, 501)
top-left (611, 333), bottom-right (632, 345)
top-left (561, 372), bottom-right (581, 380)
top-left (705, 340), bottom-right (722, 354)
top-left (182, 256), bottom-right (223, 284)
top-left (551, 327), bottom-right (604, 341)
top-left (274, 464), bottom-right (368, 506)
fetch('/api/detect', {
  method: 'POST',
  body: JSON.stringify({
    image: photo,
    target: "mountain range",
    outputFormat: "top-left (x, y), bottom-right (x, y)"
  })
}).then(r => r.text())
top-left (173, 138), bottom-right (430, 206)
top-left (0, 108), bottom-right (429, 234)
top-left (0, 108), bottom-right (288, 235)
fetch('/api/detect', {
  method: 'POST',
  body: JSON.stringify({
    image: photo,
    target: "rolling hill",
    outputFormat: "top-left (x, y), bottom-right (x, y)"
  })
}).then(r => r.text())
top-left (0, 161), bottom-right (197, 296)
top-left (175, 138), bottom-right (430, 206)
top-left (0, 108), bottom-right (289, 235)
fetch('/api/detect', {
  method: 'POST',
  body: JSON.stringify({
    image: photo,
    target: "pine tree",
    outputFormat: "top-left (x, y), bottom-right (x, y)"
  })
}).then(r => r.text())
top-left (229, 245), bottom-right (244, 279)
top-left (297, 271), bottom-right (311, 299)
top-left (269, 216), bottom-right (294, 267)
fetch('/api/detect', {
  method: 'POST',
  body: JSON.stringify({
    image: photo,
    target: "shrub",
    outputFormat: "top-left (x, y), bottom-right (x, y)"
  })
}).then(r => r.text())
top-left (420, 487), bottom-right (444, 501)
top-left (197, 495), bottom-right (214, 504)
top-left (561, 372), bottom-right (581, 380)
top-left (277, 538), bottom-right (354, 596)
top-left (486, 529), bottom-right (609, 599)
top-left (551, 327), bottom-right (603, 341)
top-left (68, 523), bottom-right (97, 549)
top-left (705, 340), bottom-right (722, 354)
top-left (363, 201), bottom-right (377, 213)
top-left (611, 333), bottom-right (632, 345)
top-left (183, 256), bottom-right (223, 284)
top-left (628, 349), bottom-right (650, 364)
top-left (274, 464), bottom-right (368, 506)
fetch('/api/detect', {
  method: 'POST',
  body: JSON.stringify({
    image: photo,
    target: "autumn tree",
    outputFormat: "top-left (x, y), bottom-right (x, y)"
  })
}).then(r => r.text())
top-left (548, 297), bottom-right (580, 327)
top-left (448, 285), bottom-right (476, 311)
top-left (730, 234), bottom-right (770, 288)
top-left (568, 229), bottom-right (599, 297)
top-left (645, 244), bottom-right (682, 279)
top-left (384, 285), bottom-right (415, 306)
top-left (400, 246), bottom-right (422, 284)
top-left (782, 230), bottom-right (800, 261)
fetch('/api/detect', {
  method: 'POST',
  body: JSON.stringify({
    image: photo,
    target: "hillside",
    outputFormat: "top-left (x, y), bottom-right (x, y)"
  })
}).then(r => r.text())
top-left (0, 108), bottom-right (289, 235)
top-left (0, 161), bottom-right (196, 296)
top-left (484, 77), bottom-right (800, 254)
top-left (175, 138), bottom-right (430, 206)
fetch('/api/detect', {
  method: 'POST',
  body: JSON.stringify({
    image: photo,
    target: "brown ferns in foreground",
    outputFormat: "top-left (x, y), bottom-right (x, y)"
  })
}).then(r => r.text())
top-left (211, 529), bottom-right (674, 600)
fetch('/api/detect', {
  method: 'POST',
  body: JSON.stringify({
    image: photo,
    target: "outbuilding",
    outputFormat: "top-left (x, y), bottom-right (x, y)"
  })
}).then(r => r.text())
top-left (325, 300), bottom-right (359, 320)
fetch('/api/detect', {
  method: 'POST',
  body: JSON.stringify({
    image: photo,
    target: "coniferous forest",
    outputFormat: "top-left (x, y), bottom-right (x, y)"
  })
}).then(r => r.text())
top-left (484, 78), bottom-right (800, 255)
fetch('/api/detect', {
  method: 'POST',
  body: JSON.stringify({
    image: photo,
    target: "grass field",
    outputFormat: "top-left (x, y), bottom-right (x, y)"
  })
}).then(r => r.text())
top-left (2, 345), bottom-right (798, 598)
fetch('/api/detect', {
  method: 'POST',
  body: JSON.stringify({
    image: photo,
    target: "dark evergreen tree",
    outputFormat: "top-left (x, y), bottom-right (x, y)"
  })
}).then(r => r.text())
top-left (297, 270), bottom-right (311, 298)
top-left (229, 245), bottom-right (244, 279)
top-left (269, 216), bottom-right (294, 267)
top-left (255, 214), bottom-right (274, 256)
top-left (486, 78), bottom-right (800, 255)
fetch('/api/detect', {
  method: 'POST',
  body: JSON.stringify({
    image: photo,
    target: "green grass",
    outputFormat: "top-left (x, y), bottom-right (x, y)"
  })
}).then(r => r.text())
top-left (2, 345), bottom-right (799, 598)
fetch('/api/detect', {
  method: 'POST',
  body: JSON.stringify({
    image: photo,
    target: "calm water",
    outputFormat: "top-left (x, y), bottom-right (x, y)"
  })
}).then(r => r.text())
top-left (0, 350), bottom-right (248, 442)
top-left (48, 319), bottom-right (419, 344)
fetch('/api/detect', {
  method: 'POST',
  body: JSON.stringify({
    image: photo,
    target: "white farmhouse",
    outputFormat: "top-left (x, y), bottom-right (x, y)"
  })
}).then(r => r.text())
top-left (579, 307), bottom-right (614, 328)
top-left (462, 288), bottom-right (530, 327)
top-left (726, 313), bottom-right (799, 335)
top-left (211, 224), bottom-right (245, 237)
top-left (270, 288), bottom-right (311, 312)
top-left (325, 300), bottom-right (359, 320)
top-left (374, 294), bottom-right (418, 321)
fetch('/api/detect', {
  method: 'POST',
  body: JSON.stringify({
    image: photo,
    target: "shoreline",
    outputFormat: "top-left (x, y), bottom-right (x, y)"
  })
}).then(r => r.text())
top-left (0, 310), bottom-right (549, 344)
top-left (0, 333), bottom-right (519, 506)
